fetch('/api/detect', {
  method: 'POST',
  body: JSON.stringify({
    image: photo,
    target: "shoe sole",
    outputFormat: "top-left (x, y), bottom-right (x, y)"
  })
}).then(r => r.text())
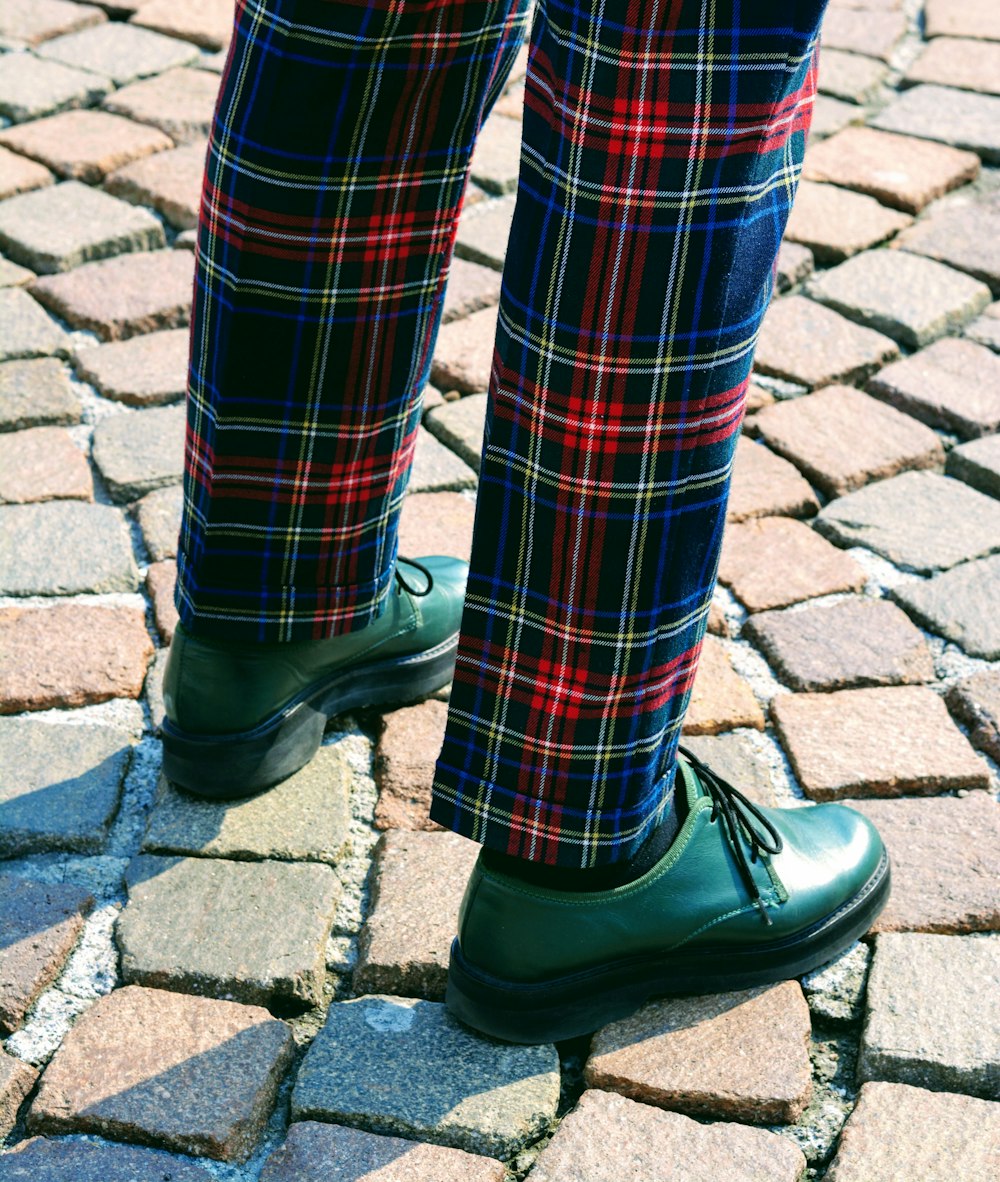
top-left (445, 848), bottom-right (891, 1044)
top-left (160, 635), bottom-right (458, 800)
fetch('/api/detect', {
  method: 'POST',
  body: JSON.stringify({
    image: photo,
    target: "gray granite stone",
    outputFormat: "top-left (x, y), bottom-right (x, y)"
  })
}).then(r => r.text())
top-left (105, 140), bottom-right (205, 230)
top-left (947, 670), bottom-right (1000, 763)
top-left (0, 144), bottom-right (54, 202)
top-left (0, 357), bottom-right (80, 431)
top-left (425, 394), bottom-right (486, 472)
top-left (859, 933), bottom-right (1000, 1099)
top-left (135, 483), bottom-right (181, 560)
top-left (810, 94), bottom-right (864, 139)
top-left (967, 301), bottom-right (1000, 352)
top-left (0, 717), bottom-right (132, 857)
top-left (774, 240), bottom-right (813, 292)
top-left (118, 854), bottom-right (341, 1008)
top-left (37, 21), bottom-right (201, 85)
top-left (0, 501), bottom-right (139, 594)
top-left (292, 995), bottom-right (560, 1157)
top-left (892, 554), bottom-right (1000, 658)
top-left (408, 426), bottom-right (477, 493)
top-left (0, 1048), bottom-right (37, 1139)
top-left (144, 745), bottom-right (351, 863)
top-left (0, 256), bottom-right (34, 288)
top-left (800, 942), bottom-right (871, 1026)
top-left (679, 734), bottom-right (777, 807)
top-left (469, 113), bottom-right (521, 195)
top-left (129, 1), bottom-right (233, 53)
top-left (101, 66), bottom-right (218, 144)
top-left (0, 1137), bottom-right (212, 1182)
top-left (817, 47), bottom-right (888, 104)
top-left (895, 193), bottom-right (1000, 295)
top-left (0, 288), bottom-right (70, 361)
top-left (946, 433), bottom-right (1000, 499)
top-left (91, 402), bottom-right (185, 501)
top-left (814, 471), bottom-right (1000, 573)
top-left (872, 84), bottom-right (1000, 164)
top-left (0, 1), bottom-right (106, 47)
top-left (74, 327), bottom-right (188, 406)
top-left (0, 51), bottom-right (109, 122)
top-left (454, 194), bottom-right (516, 271)
top-left (784, 180), bottom-right (912, 264)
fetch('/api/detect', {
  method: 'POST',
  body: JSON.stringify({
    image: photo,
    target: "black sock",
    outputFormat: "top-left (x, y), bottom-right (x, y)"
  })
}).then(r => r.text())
top-left (481, 781), bottom-right (685, 892)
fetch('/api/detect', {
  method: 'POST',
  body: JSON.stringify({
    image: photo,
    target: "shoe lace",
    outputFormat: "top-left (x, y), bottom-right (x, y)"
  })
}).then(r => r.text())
top-left (395, 557), bottom-right (434, 598)
top-left (678, 744), bottom-right (784, 925)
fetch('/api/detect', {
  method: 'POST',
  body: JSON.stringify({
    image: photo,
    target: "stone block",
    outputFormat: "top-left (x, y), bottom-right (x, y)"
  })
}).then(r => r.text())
top-left (872, 84), bottom-right (1000, 164)
top-left (718, 517), bottom-right (866, 612)
top-left (0, 1), bottom-right (105, 47)
top-left (37, 21), bottom-right (201, 86)
top-left (744, 597), bottom-right (933, 692)
top-left (771, 685), bottom-right (990, 800)
top-left (528, 1090), bottom-right (805, 1182)
top-left (146, 558), bottom-right (178, 642)
top-left (292, 995), bottom-right (560, 1158)
top-left (784, 181), bottom-right (912, 263)
top-left (354, 830), bottom-right (477, 1000)
top-left (259, 1122), bottom-right (508, 1182)
top-left (0, 717), bottom-right (132, 857)
top-left (774, 240), bottom-right (813, 291)
top-left (892, 554), bottom-right (1000, 659)
top-left (469, 113), bottom-right (521, 194)
top-left (0, 425), bottom-right (92, 502)
top-left (926, 0), bottom-right (1000, 40)
top-left (825, 1082), bottom-right (1000, 1182)
top-left (947, 669), bottom-right (1000, 762)
top-left (30, 248), bottom-right (195, 340)
top-left (431, 309), bottom-right (496, 396)
top-left (754, 296), bottom-right (899, 388)
top-left (105, 140), bottom-right (206, 230)
top-left (454, 194), bottom-right (516, 270)
top-left (906, 37), bottom-right (1000, 97)
top-left (682, 635), bottom-right (765, 735)
top-left (895, 193), bottom-right (1000, 294)
top-left (117, 855), bottom-right (341, 1007)
top-left (441, 256), bottom-right (501, 323)
top-left (425, 392), bottom-right (487, 470)
top-left (0, 51), bottom-right (109, 122)
top-left (0, 1137), bottom-right (211, 1181)
top-left (679, 733), bottom-right (777, 808)
top-left (859, 932), bottom-right (1000, 1098)
top-left (585, 981), bottom-right (812, 1123)
top-left (0, 288), bottom-right (70, 361)
top-left (967, 300), bottom-right (1000, 351)
top-left (810, 94), bottom-right (864, 139)
top-left (74, 327), bottom-right (188, 406)
top-left (408, 426), bottom-right (477, 493)
top-left (374, 699), bottom-right (448, 831)
top-left (948, 421), bottom-right (1000, 497)
top-left (726, 436), bottom-right (818, 522)
top-left (0, 602), bottom-right (152, 712)
top-left (92, 402), bottom-right (185, 501)
top-left (130, 0), bottom-right (234, 51)
top-left (0, 1049), bottom-right (37, 1139)
top-left (397, 491), bottom-right (475, 565)
top-left (135, 483), bottom-right (182, 560)
top-left (817, 48), bottom-right (889, 104)
top-left (803, 127), bottom-right (980, 213)
top-left (0, 874), bottom-right (93, 1034)
top-left (28, 985), bottom-right (295, 1161)
top-left (820, 7), bottom-right (905, 61)
top-left (847, 793), bottom-right (1000, 935)
top-left (0, 256), bottom-right (34, 288)
top-left (0, 501), bottom-right (138, 595)
top-left (144, 744), bottom-right (351, 863)
top-left (0, 144), bottom-right (53, 201)
top-left (103, 67), bottom-right (220, 144)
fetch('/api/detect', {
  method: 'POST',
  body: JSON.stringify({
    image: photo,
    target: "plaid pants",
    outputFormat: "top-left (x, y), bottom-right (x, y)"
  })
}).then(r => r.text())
top-left (179, 0), bottom-right (826, 867)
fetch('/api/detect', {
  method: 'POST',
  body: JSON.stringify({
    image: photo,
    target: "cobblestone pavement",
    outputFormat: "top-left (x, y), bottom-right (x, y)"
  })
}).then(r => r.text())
top-left (1, 2), bottom-right (1000, 1179)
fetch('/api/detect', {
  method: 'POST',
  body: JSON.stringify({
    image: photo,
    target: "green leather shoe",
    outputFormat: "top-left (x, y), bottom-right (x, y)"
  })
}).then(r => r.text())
top-left (160, 556), bottom-right (467, 800)
top-left (446, 747), bottom-right (890, 1044)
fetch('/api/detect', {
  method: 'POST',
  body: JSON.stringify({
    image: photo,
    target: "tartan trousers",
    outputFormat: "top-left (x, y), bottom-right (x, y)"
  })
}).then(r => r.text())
top-left (178, 0), bottom-right (826, 867)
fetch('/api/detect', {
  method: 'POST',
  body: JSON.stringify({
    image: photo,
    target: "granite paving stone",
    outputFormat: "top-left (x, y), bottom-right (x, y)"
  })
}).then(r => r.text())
top-left (894, 194), bottom-right (1000, 293)
top-left (0, 1137), bottom-right (212, 1182)
top-left (947, 433), bottom-right (1000, 500)
top-left (28, 984), bottom-right (295, 1161)
top-left (117, 855), bottom-right (341, 1008)
top-left (0, 1), bottom-right (106, 47)
top-left (802, 126), bottom-right (980, 213)
top-left (771, 685), bottom-right (990, 800)
top-left (146, 558), bottom-right (178, 642)
top-left (906, 37), bottom-right (1000, 97)
top-left (820, 7), bottom-right (905, 61)
top-left (528, 1089), bottom-right (805, 1182)
top-left (92, 403), bottom-right (185, 501)
top-left (584, 981), bottom-right (813, 1124)
top-left (867, 337), bottom-right (1000, 437)
top-left (74, 327), bottom-right (188, 406)
top-left (824, 1081), bottom-right (1000, 1182)
top-left (847, 793), bottom-right (1000, 934)
top-left (754, 296), bottom-right (899, 387)
top-left (102, 67), bottom-right (220, 144)
top-left (0, 501), bottom-right (139, 594)
top-left (469, 113), bottom-right (521, 194)
top-left (744, 381), bottom-right (775, 412)
top-left (105, 140), bottom-right (206, 230)
top-left (495, 79), bottom-right (525, 119)
top-left (130, 0), bottom-right (235, 51)
top-left (784, 181), bottom-right (912, 263)
top-left (0, 144), bottom-right (54, 200)
top-left (0, 602), bottom-right (152, 712)
top-left (292, 995), bottom-right (559, 1157)
top-left (744, 597), bottom-right (933, 692)
top-left (947, 669), bottom-right (1000, 762)
top-left (726, 436), bottom-right (819, 522)
top-left (774, 240), bottom-right (813, 291)
top-left (807, 250), bottom-right (991, 349)
top-left (872, 84), bottom-right (1000, 164)
top-left (816, 47), bottom-right (888, 104)
top-left (816, 470), bottom-right (1000, 572)
top-left (681, 635), bottom-right (765, 735)
top-left (0, 109), bottom-right (173, 184)
top-left (145, 743), bottom-right (351, 863)
top-left (0, 716), bottom-right (133, 856)
top-left (809, 94), bottom-right (864, 140)
top-left (259, 1122), bottom-right (507, 1182)
top-left (135, 483), bottom-right (181, 560)
top-left (431, 309), bottom-right (496, 395)
top-left (30, 248), bottom-right (195, 340)
top-left (0, 873), bottom-right (93, 1034)
top-left (0, 256), bottom-right (33, 288)
top-left (800, 942), bottom-right (871, 1025)
top-left (859, 933), bottom-right (1000, 1098)
top-left (0, 1052), bottom-right (36, 1140)
top-left (145, 648), bottom-right (167, 732)
top-left (0, 425), bottom-right (92, 502)
top-left (966, 299), bottom-right (1000, 351)
top-left (425, 392), bottom-right (487, 470)
top-left (374, 699), bottom-right (448, 831)
top-left (718, 517), bottom-right (867, 612)
top-left (0, 179), bottom-right (164, 273)
top-left (397, 491), bottom-right (475, 565)
top-left (37, 21), bottom-right (201, 86)
top-left (678, 733), bottom-right (777, 808)
top-left (0, 288), bottom-right (70, 361)
top-left (753, 385), bottom-right (943, 496)
top-left (925, 0), bottom-right (1000, 41)
top-left (441, 256), bottom-right (502, 323)
top-left (892, 554), bottom-right (1000, 659)
top-left (0, 52), bottom-right (109, 123)
top-left (408, 426), bottom-right (477, 493)
top-left (354, 830), bottom-right (477, 1001)
top-left (454, 194), bottom-right (516, 270)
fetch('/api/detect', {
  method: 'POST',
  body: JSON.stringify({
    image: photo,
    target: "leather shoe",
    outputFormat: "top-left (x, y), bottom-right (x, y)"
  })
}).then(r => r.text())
top-left (161, 556), bottom-right (467, 799)
top-left (446, 746), bottom-right (890, 1043)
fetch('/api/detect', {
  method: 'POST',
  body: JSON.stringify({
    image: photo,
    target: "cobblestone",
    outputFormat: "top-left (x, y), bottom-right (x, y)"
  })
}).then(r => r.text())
top-left (441, 256), bottom-right (501, 323)
top-left (946, 432), bottom-right (1000, 498)
top-left (0, 1137), bottom-right (211, 1182)
top-left (374, 699), bottom-right (448, 831)
top-left (774, 240), bottom-right (813, 291)
top-left (873, 84), bottom-right (1000, 164)
top-left (0, 502), bottom-right (138, 595)
top-left (0, 1054), bottom-right (35, 1140)
top-left (0, 257), bottom-right (33, 288)
top-left (907, 37), bottom-right (1000, 98)
top-left (91, 402), bottom-right (184, 500)
top-left (469, 113), bottom-right (521, 194)
top-left (431, 309), bottom-right (496, 395)
top-left (103, 67), bottom-right (219, 143)
top-left (145, 558), bottom-right (177, 642)
top-left (947, 669), bottom-right (1000, 761)
top-left (0, 288), bottom-right (70, 361)
top-left (454, 194), bottom-right (516, 270)
top-left (0, 1), bottom-right (105, 47)
top-left (105, 140), bottom-right (206, 229)
top-left (681, 635), bottom-right (765, 735)
top-left (967, 299), bottom-right (1000, 351)
top-left (397, 491), bottom-right (475, 564)
top-left (37, 22), bottom-right (201, 86)
top-left (817, 48), bottom-right (888, 104)
top-left (800, 941), bottom-right (871, 1025)
top-left (130, 0), bottom-right (235, 51)
top-left (0, 425), bottom-right (91, 502)
top-left (925, 0), bottom-right (1000, 41)
top-left (134, 483), bottom-right (181, 560)
top-left (895, 194), bottom-right (1000, 295)
top-left (820, 7), bottom-right (905, 61)
top-left (810, 94), bottom-right (864, 140)
top-left (0, 52), bottom-right (109, 123)
top-left (74, 327), bottom-right (188, 406)
top-left (892, 554), bottom-right (1000, 658)
top-left (0, 145), bottom-right (53, 202)
top-left (726, 436), bottom-right (818, 521)
top-left (679, 732), bottom-right (777, 807)
top-left (784, 180), bottom-right (912, 263)
top-left (425, 392), bottom-right (487, 472)
top-left (408, 426), bottom-right (477, 493)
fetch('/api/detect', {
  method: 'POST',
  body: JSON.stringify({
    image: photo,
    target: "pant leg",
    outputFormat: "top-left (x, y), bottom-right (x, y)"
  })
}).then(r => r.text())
top-left (431, 0), bottom-right (828, 867)
top-left (177, 0), bottom-right (530, 641)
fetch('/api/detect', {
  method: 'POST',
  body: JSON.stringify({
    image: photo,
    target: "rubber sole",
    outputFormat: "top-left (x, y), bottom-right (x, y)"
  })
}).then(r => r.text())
top-left (446, 849), bottom-right (891, 1044)
top-left (160, 635), bottom-right (458, 800)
